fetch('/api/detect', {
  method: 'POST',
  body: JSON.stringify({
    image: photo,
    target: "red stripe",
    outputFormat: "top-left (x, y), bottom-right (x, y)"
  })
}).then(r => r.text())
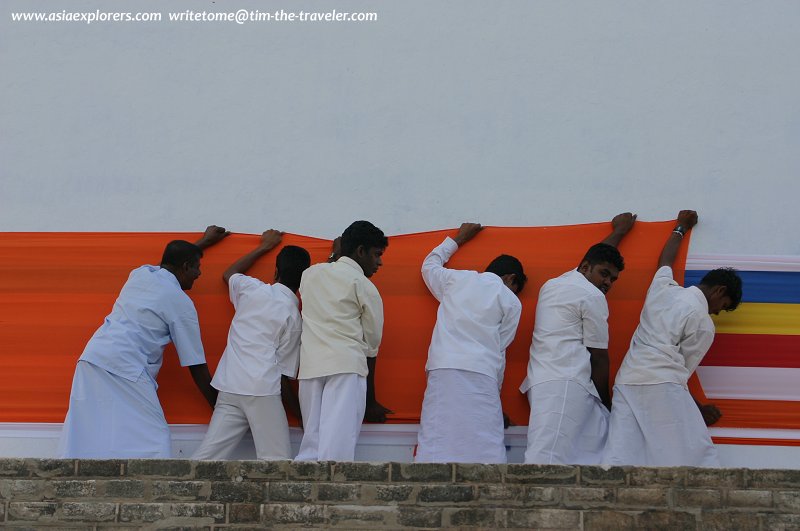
top-left (713, 438), bottom-right (800, 447)
top-left (700, 334), bottom-right (800, 368)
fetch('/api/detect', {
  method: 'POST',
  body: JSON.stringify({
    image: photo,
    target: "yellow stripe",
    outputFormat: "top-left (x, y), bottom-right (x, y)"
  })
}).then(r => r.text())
top-left (712, 303), bottom-right (800, 336)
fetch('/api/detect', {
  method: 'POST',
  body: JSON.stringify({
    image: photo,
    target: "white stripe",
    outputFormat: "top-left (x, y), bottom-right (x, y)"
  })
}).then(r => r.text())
top-left (697, 366), bottom-right (800, 401)
top-left (687, 253), bottom-right (800, 272)
top-left (709, 427), bottom-right (800, 441)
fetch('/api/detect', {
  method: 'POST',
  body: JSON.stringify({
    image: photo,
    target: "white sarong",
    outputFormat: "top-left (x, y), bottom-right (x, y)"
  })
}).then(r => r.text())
top-left (58, 360), bottom-right (171, 458)
top-left (416, 368), bottom-right (506, 464)
top-left (524, 379), bottom-right (609, 465)
top-left (603, 383), bottom-right (719, 467)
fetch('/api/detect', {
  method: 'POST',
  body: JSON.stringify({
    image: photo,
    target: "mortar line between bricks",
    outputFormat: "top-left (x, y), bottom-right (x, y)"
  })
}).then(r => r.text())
top-left (451, 464), bottom-right (456, 484)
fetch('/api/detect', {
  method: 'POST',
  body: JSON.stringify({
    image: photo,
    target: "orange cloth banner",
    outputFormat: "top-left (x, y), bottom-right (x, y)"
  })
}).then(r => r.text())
top-left (0, 223), bottom-right (690, 426)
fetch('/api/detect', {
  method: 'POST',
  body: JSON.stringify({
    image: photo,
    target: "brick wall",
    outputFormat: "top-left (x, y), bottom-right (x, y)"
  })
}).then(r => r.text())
top-left (1, 459), bottom-right (799, 529)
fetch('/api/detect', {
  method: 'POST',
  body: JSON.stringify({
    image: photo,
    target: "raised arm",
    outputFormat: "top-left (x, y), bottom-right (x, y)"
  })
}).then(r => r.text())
top-left (194, 225), bottom-right (231, 250)
top-left (658, 210), bottom-right (698, 268)
top-left (422, 223), bottom-right (483, 299)
top-left (222, 229), bottom-right (283, 284)
top-left (601, 212), bottom-right (637, 248)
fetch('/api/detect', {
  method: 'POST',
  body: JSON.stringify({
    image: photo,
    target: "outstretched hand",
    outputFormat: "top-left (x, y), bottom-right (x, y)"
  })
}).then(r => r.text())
top-left (677, 210), bottom-right (698, 231)
top-left (699, 403), bottom-right (722, 426)
top-left (611, 212), bottom-right (637, 235)
top-left (260, 229), bottom-right (284, 250)
top-left (364, 399), bottom-right (393, 423)
top-left (196, 225), bottom-right (231, 249)
top-left (453, 223), bottom-right (483, 246)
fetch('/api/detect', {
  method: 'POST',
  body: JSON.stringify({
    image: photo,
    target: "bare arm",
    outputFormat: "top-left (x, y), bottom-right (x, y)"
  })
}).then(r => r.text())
top-left (364, 356), bottom-right (393, 423)
top-left (280, 375), bottom-right (302, 424)
top-left (194, 225), bottom-right (230, 250)
top-left (587, 347), bottom-right (612, 410)
top-left (694, 396), bottom-right (722, 426)
top-left (658, 210), bottom-right (698, 268)
top-left (452, 222), bottom-right (483, 247)
top-left (188, 363), bottom-right (218, 408)
top-left (222, 229), bottom-right (283, 284)
top-left (600, 212), bottom-right (637, 248)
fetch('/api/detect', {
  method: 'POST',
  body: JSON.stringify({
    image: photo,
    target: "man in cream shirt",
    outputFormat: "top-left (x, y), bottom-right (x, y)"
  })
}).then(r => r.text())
top-left (415, 222), bottom-right (526, 463)
top-left (604, 210), bottom-right (742, 466)
top-left (295, 220), bottom-right (392, 462)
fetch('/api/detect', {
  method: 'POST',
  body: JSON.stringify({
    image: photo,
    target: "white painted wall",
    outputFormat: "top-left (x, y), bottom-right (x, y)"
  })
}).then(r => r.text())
top-left (2, 1), bottom-right (799, 255)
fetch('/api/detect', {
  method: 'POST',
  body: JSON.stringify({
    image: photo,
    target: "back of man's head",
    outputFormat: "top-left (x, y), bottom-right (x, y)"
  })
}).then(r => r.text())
top-left (161, 240), bottom-right (203, 268)
top-left (485, 254), bottom-right (528, 293)
top-left (340, 220), bottom-right (388, 256)
top-left (699, 268), bottom-right (743, 311)
top-left (580, 243), bottom-right (625, 271)
top-left (276, 245), bottom-right (311, 292)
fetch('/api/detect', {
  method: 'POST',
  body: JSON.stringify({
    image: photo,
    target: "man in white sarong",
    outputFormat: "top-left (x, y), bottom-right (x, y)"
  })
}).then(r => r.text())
top-left (604, 210), bottom-right (742, 467)
top-left (295, 221), bottom-right (392, 462)
top-left (415, 223), bottom-right (526, 463)
top-left (520, 213), bottom-right (636, 465)
top-left (59, 225), bottom-right (229, 458)
top-left (194, 229), bottom-right (309, 460)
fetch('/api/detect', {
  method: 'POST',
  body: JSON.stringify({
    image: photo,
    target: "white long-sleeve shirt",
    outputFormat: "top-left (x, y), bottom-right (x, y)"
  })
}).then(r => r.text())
top-left (422, 237), bottom-right (522, 387)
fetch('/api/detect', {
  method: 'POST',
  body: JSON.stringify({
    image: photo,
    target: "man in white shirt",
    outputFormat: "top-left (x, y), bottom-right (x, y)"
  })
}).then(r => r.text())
top-left (520, 213), bottom-right (636, 465)
top-left (604, 210), bottom-right (742, 467)
top-left (415, 223), bottom-right (526, 463)
top-left (295, 220), bottom-right (392, 462)
top-left (59, 226), bottom-right (229, 458)
top-left (194, 229), bottom-right (309, 460)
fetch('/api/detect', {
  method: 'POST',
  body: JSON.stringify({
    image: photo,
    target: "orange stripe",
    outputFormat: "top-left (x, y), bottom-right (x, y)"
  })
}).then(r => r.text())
top-left (709, 399), bottom-right (800, 430)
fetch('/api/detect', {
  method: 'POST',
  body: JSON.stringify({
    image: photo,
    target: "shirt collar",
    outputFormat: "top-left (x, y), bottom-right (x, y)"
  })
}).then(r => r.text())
top-left (152, 265), bottom-right (182, 289)
top-left (274, 282), bottom-right (300, 306)
top-left (337, 256), bottom-right (365, 276)
top-left (687, 285), bottom-right (710, 313)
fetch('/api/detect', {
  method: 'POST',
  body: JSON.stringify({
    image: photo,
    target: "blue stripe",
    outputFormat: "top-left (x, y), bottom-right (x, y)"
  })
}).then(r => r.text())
top-left (685, 270), bottom-right (800, 304)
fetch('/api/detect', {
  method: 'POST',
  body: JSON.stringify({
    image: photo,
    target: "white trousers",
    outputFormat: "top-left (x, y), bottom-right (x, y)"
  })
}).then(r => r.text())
top-left (416, 368), bottom-right (506, 464)
top-left (524, 379), bottom-right (609, 465)
top-left (295, 373), bottom-right (366, 462)
top-left (58, 361), bottom-right (172, 459)
top-left (193, 391), bottom-right (291, 460)
top-left (603, 383), bottom-right (720, 467)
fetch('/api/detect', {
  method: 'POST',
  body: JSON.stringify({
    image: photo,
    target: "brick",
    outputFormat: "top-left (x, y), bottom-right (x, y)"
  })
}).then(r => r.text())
top-left (193, 461), bottom-right (232, 481)
top-left (286, 460), bottom-right (331, 481)
top-left (636, 510), bottom-right (697, 529)
top-left (0, 501), bottom-right (4, 520)
top-left (211, 481), bottom-right (264, 503)
top-left (775, 490), bottom-right (800, 511)
top-left (761, 513), bottom-right (800, 531)
top-left (262, 503), bottom-right (325, 525)
top-left (77, 460), bottom-right (124, 477)
top-left (702, 510), bottom-right (760, 531)
top-left (235, 460), bottom-right (288, 480)
top-left (580, 466), bottom-right (627, 485)
top-left (61, 502), bottom-right (117, 522)
top-left (327, 504), bottom-right (396, 526)
top-left (102, 479), bottom-right (145, 498)
top-left (674, 487), bottom-right (722, 508)
top-left (506, 508), bottom-right (582, 529)
top-left (0, 459), bottom-right (29, 477)
top-left (524, 485), bottom-right (562, 506)
top-left (686, 467), bottom-right (744, 488)
top-left (505, 464), bottom-right (577, 485)
top-left (368, 484), bottom-right (415, 503)
top-left (169, 502), bottom-right (225, 523)
top-left (397, 506), bottom-right (442, 527)
top-left (8, 501), bottom-right (58, 521)
top-left (152, 480), bottom-right (208, 500)
top-left (27, 459), bottom-right (75, 478)
top-left (317, 483), bottom-right (360, 502)
top-left (127, 459), bottom-right (191, 477)
top-left (268, 481), bottom-right (311, 502)
top-left (52, 480), bottom-right (97, 498)
top-left (455, 463), bottom-right (504, 483)
top-left (1, 479), bottom-right (45, 499)
top-left (563, 486), bottom-right (614, 505)
top-left (616, 487), bottom-right (668, 507)
top-left (582, 510), bottom-right (637, 530)
top-left (418, 484), bottom-right (474, 503)
top-left (393, 462), bottom-right (452, 483)
top-left (748, 468), bottom-right (800, 488)
top-left (119, 503), bottom-right (166, 522)
top-left (727, 488), bottom-right (772, 508)
top-left (332, 462), bottom-right (390, 482)
top-left (446, 507), bottom-right (500, 527)
top-left (229, 503), bottom-right (260, 523)
top-left (627, 467), bottom-right (685, 486)
top-left (477, 484), bottom-right (526, 503)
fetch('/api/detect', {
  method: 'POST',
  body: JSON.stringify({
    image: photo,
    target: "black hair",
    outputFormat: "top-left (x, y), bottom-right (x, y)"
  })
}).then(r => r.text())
top-left (580, 243), bottom-right (625, 272)
top-left (340, 220), bottom-right (388, 256)
top-left (276, 245), bottom-right (311, 292)
top-left (699, 268), bottom-right (743, 311)
top-left (160, 240), bottom-right (202, 268)
top-left (485, 254), bottom-right (528, 292)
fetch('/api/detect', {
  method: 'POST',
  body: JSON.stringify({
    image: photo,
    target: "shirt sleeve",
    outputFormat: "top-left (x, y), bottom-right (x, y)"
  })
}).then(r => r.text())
top-left (421, 237), bottom-right (459, 301)
top-left (357, 279), bottom-right (384, 358)
top-left (275, 311), bottom-right (302, 378)
top-left (496, 297), bottom-right (522, 388)
top-left (679, 316), bottom-right (716, 372)
top-left (581, 293), bottom-right (610, 349)
top-left (166, 296), bottom-right (206, 367)
top-left (228, 273), bottom-right (262, 310)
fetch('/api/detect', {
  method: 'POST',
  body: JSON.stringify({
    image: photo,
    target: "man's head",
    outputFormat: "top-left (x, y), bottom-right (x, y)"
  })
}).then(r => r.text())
top-left (578, 243), bottom-right (625, 295)
top-left (485, 255), bottom-right (527, 295)
top-left (161, 240), bottom-right (204, 290)
top-left (698, 268), bottom-right (742, 315)
top-left (275, 245), bottom-right (311, 292)
top-left (340, 220), bottom-right (388, 278)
